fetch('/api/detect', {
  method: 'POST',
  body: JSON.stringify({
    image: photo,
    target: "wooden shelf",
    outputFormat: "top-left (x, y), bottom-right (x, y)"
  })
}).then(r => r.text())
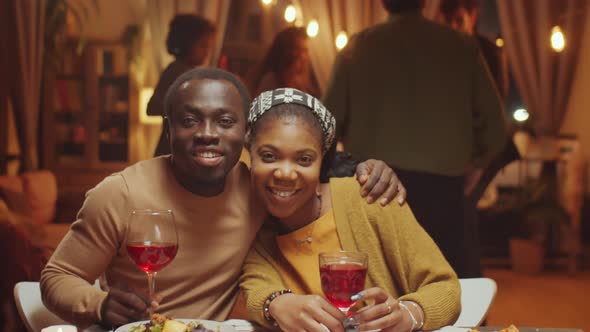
top-left (42, 41), bottom-right (137, 189)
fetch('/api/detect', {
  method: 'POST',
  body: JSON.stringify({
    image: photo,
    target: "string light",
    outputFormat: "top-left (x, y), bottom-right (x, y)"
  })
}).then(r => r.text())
top-left (307, 20), bottom-right (319, 37)
top-left (551, 26), bottom-right (565, 52)
top-left (513, 108), bottom-right (529, 122)
top-left (284, 5), bottom-right (296, 23)
top-left (261, 0), bottom-right (273, 6)
top-left (335, 31), bottom-right (348, 50)
top-left (495, 37), bottom-right (504, 47)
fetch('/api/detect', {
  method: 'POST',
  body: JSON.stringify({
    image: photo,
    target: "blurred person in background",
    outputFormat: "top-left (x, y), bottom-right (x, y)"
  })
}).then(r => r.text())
top-left (439, 0), bottom-right (509, 101)
top-left (441, 0), bottom-right (520, 277)
top-left (147, 14), bottom-right (217, 157)
top-left (246, 27), bottom-right (319, 97)
top-left (323, 0), bottom-right (509, 277)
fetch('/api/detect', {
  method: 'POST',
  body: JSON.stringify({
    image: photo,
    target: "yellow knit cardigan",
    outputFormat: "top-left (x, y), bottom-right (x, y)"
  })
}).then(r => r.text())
top-left (240, 177), bottom-right (461, 330)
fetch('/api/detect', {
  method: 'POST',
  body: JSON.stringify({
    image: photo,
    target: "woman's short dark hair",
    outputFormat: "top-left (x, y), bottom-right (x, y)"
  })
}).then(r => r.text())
top-left (381, 0), bottom-right (424, 14)
top-left (166, 15), bottom-right (216, 57)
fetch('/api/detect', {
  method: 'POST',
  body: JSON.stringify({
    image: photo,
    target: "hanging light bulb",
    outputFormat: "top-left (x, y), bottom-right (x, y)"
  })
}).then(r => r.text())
top-left (284, 5), bottom-right (296, 23)
top-left (495, 37), bottom-right (504, 47)
top-left (261, 0), bottom-right (273, 6)
top-left (307, 20), bottom-right (319, 37)
top-left (513, 108), bottom-right (529, 122)
top-left (551, 25), bottom-right (565, 52)
top-left (335, 31), bottom-right (348, 50)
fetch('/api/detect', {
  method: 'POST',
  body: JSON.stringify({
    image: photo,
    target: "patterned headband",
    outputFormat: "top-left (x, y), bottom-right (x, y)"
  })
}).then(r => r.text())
top-left (248, 88), bottom-right (336, 153)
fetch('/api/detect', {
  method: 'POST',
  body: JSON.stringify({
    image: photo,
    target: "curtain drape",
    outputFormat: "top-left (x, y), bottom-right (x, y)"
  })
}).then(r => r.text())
top-left (0, 14), bottom-right (9, 173)
top-left (0, 0), bottom-right (46, 171)
top-left (299, 0), bottom-right (387, 91)
top-left (497, 0), bottom-right (589, 135)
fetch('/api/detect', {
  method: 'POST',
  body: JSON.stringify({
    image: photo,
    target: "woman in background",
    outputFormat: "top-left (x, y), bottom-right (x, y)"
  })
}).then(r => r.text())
top-left (246, 27), bottom-right (319, 97)
top-left (147, 14), bottom-right (216, 157)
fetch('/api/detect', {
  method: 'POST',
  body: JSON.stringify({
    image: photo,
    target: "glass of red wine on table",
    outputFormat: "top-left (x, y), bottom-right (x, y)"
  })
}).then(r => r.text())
top-left (126, 209), bottom-right (178, 314)
top-left (319, 251), bottom-right (368, 317)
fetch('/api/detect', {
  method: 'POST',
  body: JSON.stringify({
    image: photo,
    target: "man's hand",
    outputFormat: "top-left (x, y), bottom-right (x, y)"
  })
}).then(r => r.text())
top-left (356, 159), bottom-right (406, 206)
top-left (100, 284), bottom-right (160, 328)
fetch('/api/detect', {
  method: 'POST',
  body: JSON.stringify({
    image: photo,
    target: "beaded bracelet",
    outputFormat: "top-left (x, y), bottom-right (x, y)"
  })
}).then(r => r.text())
top-left (263, 289), bottom-right (293, 326)
top-left (398, 301), bottom-right (418, 332)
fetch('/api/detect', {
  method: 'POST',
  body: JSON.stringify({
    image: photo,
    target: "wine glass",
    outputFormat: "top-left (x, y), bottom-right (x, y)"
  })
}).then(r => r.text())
top-left (319, 251), bottom-right (368, 316)
top-left (126, 209), bottom-right (178, 310)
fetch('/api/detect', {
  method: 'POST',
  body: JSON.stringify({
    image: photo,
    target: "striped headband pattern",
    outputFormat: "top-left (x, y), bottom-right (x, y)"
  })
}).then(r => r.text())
top-left (249, 88), bottom-right (336, 153)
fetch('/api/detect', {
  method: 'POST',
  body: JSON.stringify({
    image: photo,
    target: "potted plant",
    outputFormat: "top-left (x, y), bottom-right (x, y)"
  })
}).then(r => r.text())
top-left (508, 170), bottom-right (570, 274)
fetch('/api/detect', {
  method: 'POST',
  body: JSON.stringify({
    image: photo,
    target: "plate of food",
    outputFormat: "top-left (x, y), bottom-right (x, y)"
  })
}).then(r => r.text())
top-left (115, 314), bottom-right (237, 332)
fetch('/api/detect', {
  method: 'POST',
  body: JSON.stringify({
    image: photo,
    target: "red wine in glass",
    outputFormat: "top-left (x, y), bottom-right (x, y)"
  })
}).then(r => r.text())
top-left (126, 209), bottom-right (178, 313)
top-left (319, 251), bottom-right (368, 315)
top-left (126, 242), bottom-right (178, 273)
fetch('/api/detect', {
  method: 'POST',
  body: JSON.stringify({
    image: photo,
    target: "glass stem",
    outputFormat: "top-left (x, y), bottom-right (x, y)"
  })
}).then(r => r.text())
top-left (147, 272), bottom-right (157, 315)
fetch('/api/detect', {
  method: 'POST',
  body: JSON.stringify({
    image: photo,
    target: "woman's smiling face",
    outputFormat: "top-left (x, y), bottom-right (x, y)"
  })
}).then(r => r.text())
top-left (249, 112), bottom-right (323, 224)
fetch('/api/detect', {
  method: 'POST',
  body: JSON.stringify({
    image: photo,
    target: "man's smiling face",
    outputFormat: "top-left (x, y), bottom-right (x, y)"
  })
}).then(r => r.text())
top-left (167, 78), bottom-right (246, 193)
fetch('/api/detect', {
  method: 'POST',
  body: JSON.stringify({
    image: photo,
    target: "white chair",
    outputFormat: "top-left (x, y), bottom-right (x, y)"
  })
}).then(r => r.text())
top-left (14, 281), bottom-right (67, 332)
top-left (453, 278), bottom-right (497, 327)
top-left (14, 280), bottom-right (101, 332)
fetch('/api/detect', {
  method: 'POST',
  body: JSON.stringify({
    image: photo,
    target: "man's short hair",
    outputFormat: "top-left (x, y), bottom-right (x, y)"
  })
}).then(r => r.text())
top-left (381, 0), bottom-right (424, 14)
top-left (163, 67), bottom-right (251, 118)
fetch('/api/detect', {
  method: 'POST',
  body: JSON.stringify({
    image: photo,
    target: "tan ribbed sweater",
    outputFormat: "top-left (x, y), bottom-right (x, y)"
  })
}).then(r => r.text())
top-left (240, 177), bottom-right (461, 330)
top-left (41, 157), bottom-right (265, 327)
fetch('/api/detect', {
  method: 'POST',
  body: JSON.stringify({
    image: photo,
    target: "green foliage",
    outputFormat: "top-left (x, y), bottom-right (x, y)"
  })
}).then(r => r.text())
top-left (509, 176), bottom-right (570, 243)
top-left (44, 0), bottom-right (68, 69)
top-left (44, 0), bottom-right (100, 69)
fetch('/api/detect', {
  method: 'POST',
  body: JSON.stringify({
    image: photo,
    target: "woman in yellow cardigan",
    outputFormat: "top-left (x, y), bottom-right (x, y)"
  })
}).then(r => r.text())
top-left (241, 88), bottom-right (461, 332)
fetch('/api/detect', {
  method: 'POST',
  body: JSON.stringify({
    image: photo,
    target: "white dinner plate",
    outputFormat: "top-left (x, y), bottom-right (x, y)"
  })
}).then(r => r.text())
top-left (114, 318), bottom-right (236, 332)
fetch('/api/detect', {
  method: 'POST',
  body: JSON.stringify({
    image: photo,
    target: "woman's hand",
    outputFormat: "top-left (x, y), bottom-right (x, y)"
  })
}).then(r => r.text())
top-left (351, 288), bottom-right (418, 332)
top-left (269, 294), bottom-right (346, 332)
top-left (356, 160), bottom-right (407, 206)
top-left (100, 284), bottom-right (160, 328)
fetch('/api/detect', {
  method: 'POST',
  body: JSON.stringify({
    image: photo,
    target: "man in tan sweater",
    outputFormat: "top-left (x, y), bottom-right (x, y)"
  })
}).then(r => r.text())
top-left (40, 68), bottom-right (403, 329)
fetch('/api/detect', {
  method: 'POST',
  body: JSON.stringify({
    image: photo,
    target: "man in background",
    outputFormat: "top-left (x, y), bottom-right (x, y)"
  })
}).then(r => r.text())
top-left (440, 0), bottom-right (521, 277)
top-left (323, 0), bottom-right (509, 277)
top-left (440, 0), bottom-right (509, 101)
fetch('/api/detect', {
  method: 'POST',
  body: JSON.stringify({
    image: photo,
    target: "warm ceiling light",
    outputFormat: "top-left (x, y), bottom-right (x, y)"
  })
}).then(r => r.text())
top-left (335, 31), bottom-right (348, 50)
top-left (551, 25), bottom-right (565, 52)
top-left (261, 0), bottom-right (273, 5)
top-left (307, 20), bottom-right (319, 37)
top-left (495, 37), bottom-right (504, 47)
top-left (284, 5), bottom-right (296, 23)
top-left (513, 108), bottom-right (529, 122)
